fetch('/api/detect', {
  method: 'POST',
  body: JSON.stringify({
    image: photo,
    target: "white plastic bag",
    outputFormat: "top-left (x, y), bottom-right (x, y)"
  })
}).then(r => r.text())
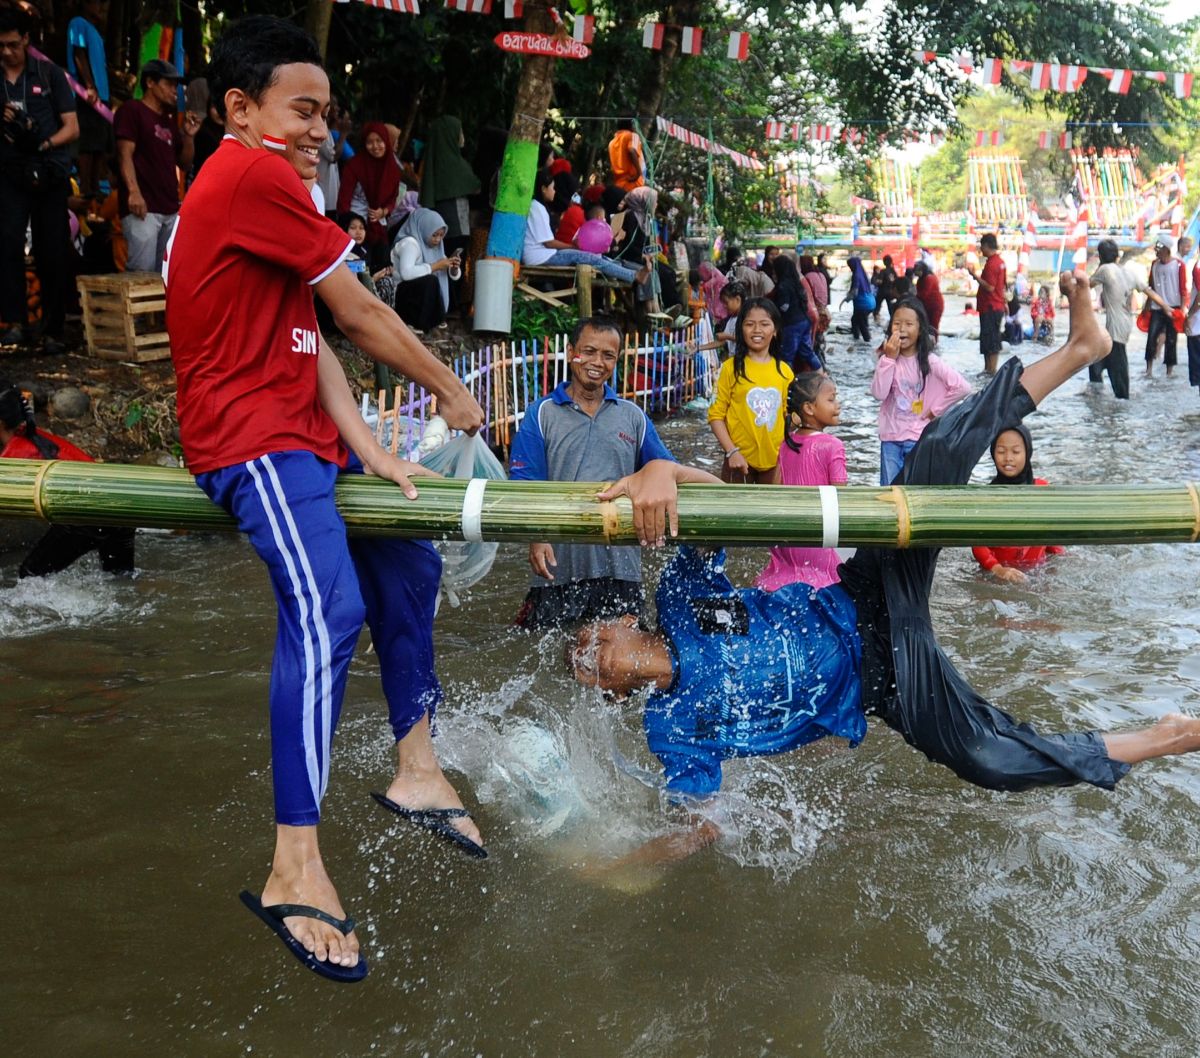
top-left (418, 419), bottom-right (506, 607)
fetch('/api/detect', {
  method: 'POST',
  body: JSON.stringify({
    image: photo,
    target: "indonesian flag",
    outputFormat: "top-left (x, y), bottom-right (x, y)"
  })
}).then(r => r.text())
top-left (1107, 68), bottom-right (1133, 94)
top-left (765, 120), bottom-right (785, 139)
top-left (1038, 131), bottom-right (1049, 149)
top-left (1049, 64), bottom-right (1086, 92)
top-left (446, 0), bottom-right (490, 11)
top-left (727, 31), bottom-right (750, 61)
top-left (912, 49), bottom-right (936, 63)
top-left (808, 124), bottom-right (833, 142)
top-left (642, 22), bottom-right (664, 50)
top-left (974, 130), bottom-right (1001, 147)
top-left (1059, 131), bottom-right (1073, 149)
top-left (980, 58), bottom-right (1003, 85)
top-left (1029, 62), bottom-right (1051, 90)
top-left (571, 14), bottom-right (593, 43)
top-left (503, 0), bottom-right (521, 16)
top-left (680, 26), bottom-right (702, 55)
top-left (1176, 73), bottom-right (1194, 99)
top-left (351, 0), bottom-right (420, 9)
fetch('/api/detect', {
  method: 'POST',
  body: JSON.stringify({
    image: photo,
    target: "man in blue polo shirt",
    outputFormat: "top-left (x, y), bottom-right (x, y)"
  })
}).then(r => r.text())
top-left (509, 316), bottom-right (675, 628)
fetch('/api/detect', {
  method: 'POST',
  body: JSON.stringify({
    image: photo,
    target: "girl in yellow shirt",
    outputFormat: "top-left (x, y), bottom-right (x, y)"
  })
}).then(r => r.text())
top-left (707, 297), bottom-right (795, 482)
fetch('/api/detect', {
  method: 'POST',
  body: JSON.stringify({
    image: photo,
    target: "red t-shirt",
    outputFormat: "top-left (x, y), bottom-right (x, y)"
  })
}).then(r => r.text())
top-left (972, 479), bottom-right (1065, 571)
top-left (164, 139), bottom-right (354, 474)
top-left (114, 99), bottom-right (181, 216)
top-left (978, 253), bottom-right (1007, 313)
top-left (1, 429), bottom-right (93, 461)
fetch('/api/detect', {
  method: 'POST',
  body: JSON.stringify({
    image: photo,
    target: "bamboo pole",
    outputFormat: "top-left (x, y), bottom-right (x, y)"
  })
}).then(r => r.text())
top-left (3, 461), bottom-right (1200, 547)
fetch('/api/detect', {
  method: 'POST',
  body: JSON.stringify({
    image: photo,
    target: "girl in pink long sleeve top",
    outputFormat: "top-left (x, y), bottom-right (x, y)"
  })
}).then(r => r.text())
top-left (871, 299), bottom-right (972, 484)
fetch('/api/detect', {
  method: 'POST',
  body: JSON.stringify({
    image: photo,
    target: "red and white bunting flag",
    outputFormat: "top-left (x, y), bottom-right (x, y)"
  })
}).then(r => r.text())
top-left (929, 131), bottom-right (944, 145)
top-left (850, 195), bottom-right (877, 208)
top-left (727, 31), bottom-right (750, 61)
top-left (1049, 64), bottom-right (1086, 92)
top-left (1176, 73), bottom-right (1194, 98)
top-left (503, 0), bottom-right (521, 17)
top-left (680, 26), bottom-right (703, 56)
top-left (808, 124), bottom-right (833, 142)
top-left (1107, 68), bottom-right (1133, 94)
top-left (1144, 70), bottom-right (1167, 83)
top-left (980, 58), bottom-right (1003, 85)
top-left (765, 120), bottom-right (784, 139)
top-left (912, 48), bottom-right (937, 63)
top-left (954, 51), bottom-right (974, 74)
top-left (446, 0), bottom-right (490, 11)
top-left (571, 14), bottom-right (593, 43)
top-left (1059, 131), bottom-right (1073, 149)
top-left (1038, 130), bottom-right (1049, 149)
top-left (974, 130), bottom-right (1001, 147)
top-left (352, 0), bottom-right (421, 10)
top-left (1029, 63), bottom-right (1050, 90)
top-left (642, 22), bottom-right (664, 50)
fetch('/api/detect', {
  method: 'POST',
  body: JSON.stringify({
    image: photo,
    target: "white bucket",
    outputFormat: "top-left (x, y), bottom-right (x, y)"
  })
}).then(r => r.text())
top-left (473, 257), bottom-right (514, 334)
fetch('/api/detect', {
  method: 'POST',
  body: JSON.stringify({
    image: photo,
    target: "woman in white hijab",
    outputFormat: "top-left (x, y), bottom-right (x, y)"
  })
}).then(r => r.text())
top-left (389, 207), bottom-right (462, 331)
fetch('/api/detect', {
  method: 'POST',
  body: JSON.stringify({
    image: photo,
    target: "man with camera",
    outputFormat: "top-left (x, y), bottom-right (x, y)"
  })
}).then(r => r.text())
top-left (0, 5), bottom-right (78, 353)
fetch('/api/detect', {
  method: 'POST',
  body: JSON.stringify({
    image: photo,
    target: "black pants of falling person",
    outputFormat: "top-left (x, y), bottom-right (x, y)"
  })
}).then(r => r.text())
top-left (838, 357), bottom-right (1129, 793)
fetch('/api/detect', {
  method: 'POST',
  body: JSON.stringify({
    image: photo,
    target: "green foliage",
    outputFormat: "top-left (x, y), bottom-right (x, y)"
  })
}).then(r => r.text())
top-left (509, 295), bottom-right (578, 345)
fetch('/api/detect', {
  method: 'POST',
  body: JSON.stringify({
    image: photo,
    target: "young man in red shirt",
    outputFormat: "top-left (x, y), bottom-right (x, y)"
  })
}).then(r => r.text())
top-left (967, 232), bottom-right (1008, 375)
top-left (165, 16), bottom-right (486, 982)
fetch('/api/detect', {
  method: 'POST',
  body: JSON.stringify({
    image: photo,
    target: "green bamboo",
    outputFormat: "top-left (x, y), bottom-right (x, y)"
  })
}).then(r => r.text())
top-left (2, 460), bottom-right (1200, 548)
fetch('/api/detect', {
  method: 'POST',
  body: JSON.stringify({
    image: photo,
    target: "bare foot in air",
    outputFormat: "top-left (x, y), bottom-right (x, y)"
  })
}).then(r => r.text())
top-left (1058, 272), bottom-right (1112, 367)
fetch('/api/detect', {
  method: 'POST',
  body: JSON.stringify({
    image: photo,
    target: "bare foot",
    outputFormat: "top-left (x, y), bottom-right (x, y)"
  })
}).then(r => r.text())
top-left (1149, 712), bottom-right (1200, 754)
top-left (634, 253), bottom-right (655, 286)
top-left (1058, 272), bottom-right (1112, 366)
top-left (261, 830), bottom-right (360, 969)
top-left (386, 715), bottom-right (484, 849)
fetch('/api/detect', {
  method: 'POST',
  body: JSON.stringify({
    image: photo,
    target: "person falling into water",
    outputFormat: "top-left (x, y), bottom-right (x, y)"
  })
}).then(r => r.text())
top-left (163, 16), bottom-right (487, 983)
top-left (565, 274), bottom-right (1200, 864)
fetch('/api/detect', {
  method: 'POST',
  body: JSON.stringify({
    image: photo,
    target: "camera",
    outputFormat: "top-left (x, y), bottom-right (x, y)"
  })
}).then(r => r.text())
top-left (2, 104), bottom-right (41, 153)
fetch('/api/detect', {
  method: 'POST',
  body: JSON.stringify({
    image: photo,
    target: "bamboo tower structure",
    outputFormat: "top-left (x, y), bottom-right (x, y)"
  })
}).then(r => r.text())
top-left (967, 151), bottom-right (1027, 228)
top-left (2, 461), bottom-right (1199, 548)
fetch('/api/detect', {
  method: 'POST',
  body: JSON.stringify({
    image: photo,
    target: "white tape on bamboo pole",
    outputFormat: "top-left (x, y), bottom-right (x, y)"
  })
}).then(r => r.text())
top-left (461, 478), bottom-right (487, 542)
top-left (818, 485), bottom-right (839, 547)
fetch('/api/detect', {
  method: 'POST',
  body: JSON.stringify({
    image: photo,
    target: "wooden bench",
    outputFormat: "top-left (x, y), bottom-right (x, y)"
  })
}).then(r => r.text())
top-left (76, 272), bottom-right (171, 363)
top-left (516, 263), bottom-right (625, 316)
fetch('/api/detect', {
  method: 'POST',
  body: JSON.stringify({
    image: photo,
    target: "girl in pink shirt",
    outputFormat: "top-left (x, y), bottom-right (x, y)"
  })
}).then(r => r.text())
top-left (755, 373), bottom-right (848, 591)
top-left (871, 298), bottom-right (972, 484)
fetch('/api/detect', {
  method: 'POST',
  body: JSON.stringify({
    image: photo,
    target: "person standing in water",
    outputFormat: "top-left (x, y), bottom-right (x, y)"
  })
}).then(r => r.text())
top-left (967, 232), bottom-right (1008, 374)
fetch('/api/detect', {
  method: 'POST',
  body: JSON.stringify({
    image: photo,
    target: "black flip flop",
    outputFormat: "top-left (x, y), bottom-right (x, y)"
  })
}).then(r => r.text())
top-left (370, 791), bottom-right (489, 859)
top-left (239, 890), bottom-right (368, 983)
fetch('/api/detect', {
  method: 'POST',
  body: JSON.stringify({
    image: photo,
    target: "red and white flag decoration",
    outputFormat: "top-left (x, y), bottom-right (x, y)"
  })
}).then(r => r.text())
top-left (1029, 62), bottom-right (1051, 90)
top-left (1176, 73), bottom-right (1194, 99)
top-left (680, 26), bottom-right (703, 56)
top-left (571, 14), bottom-right (593, 43)
top-left (1048, 64), bottom-right (1087, 92)
top-left (1038, 130), bottom-right (1049, 149)
top-left (727, 31), bottom-right (750, 61)
top-left (503, 0), bottom-right (521, 17)
top-left (974, 130), bottom-right (1002, 147)
top-left (655, 116), bottom-right (764, 170)
top-left (912, 49), bottom-right (937, 64)
top-left (850, 195), bottom-right (878, 208)
top-left (808, 124), bottom-right (834, 142)
top-left (765, 120), bottom-right (798, 140)
top-left (1018, 209), bottom-right (1038, 277)
top-left (1072, 199), bottom-right (1089, 274)
top-left (642, 22), bottom-right (665, 50)
top-left (338, 0), bottom-right (421, 11)
top-left (1107, 68), bottom-right (1133, 94)
top-left (446, 0), bottom-right (489, 11)
top-left (1059, 131), bottom-right (1073, 149)
top-left (980, 58), bottom-right (1003, 85)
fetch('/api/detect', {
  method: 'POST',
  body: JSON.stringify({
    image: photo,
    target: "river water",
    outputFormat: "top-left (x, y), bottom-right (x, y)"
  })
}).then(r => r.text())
top-left (5, 299), bottom-right (1200, 1057)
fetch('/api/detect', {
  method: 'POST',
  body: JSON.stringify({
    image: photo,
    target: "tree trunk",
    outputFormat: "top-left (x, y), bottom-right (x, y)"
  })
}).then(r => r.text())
top-left (484, 7), bottom-right (557, 261)
top-left (305, 0), bottom-right (334, 61)
top-left (634, 0), bottom-right (701, 140)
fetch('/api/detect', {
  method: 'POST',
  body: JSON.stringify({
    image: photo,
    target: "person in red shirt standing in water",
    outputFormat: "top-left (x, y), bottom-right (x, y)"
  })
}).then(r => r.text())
top-left (164, 16), bottom-right (487, 983)
top-left (967, 232), bottom-right (1008, 375)
top-left (0, 383), bottom-right (135, 577)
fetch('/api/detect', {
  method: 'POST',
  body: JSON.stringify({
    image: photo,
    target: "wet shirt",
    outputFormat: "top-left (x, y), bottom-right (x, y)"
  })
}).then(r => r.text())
top-left (114, 99), bottom-right (181, 215)
top-left (164, 139), bottom-right (353, 474)
top-left (1090, 263), bottom-right (1149, 343)
top-left (707, 356), bottom-right (794, 470)
top-left (646, 547), bottom-right (866, 800)
top-left (509, 381), bottom-right (673, 585)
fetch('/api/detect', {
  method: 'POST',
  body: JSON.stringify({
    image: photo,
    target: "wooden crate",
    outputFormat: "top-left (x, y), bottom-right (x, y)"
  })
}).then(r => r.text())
top-left (77, 271), bottom-right (171, 362)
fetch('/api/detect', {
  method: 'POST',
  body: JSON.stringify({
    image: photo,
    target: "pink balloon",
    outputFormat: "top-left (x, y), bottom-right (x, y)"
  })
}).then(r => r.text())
top-left (576, 219), bottom-right (612, 255)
